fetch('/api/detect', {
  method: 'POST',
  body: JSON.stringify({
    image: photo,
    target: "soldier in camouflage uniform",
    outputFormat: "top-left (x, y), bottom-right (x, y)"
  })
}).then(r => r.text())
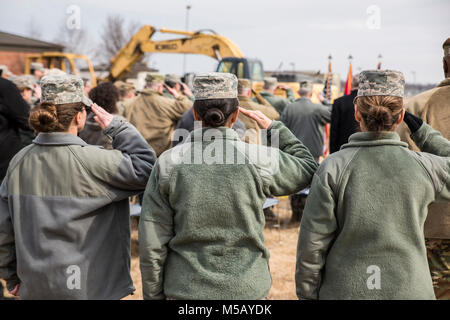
top-left (0, 65), bottom-right (13, 80)
top-left (253, 77), bottom-right (295, 114)
top-left (125, 73), bottom-right (192, 156)
top-left (114, 81), bottom-right (136, 117)
top-left (237, 79), bottom-right (279, 144)
top-left (296, 69), bottom-right (450, 300)
top-left (396, 38), bottom-right (450, 300)
top-left (30, 62), bottom-right (45, 83)
top-left (163, 74), bottom-right (195, 116)
top-left (11, 76), bottom-right (35, 105)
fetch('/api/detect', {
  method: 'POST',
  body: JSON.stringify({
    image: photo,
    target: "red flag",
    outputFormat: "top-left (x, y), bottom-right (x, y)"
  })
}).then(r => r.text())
top-left (344, 63), bottom-right (352, 95)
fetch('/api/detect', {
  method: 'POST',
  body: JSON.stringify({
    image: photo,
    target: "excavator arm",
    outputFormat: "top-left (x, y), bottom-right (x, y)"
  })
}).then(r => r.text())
top-left (108, 25), bottom-right (244, 81)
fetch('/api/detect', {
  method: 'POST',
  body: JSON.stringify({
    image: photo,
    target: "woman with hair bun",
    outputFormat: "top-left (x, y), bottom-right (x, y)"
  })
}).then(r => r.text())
top-left (139, 72), bottom-right (318, 300)
top-left (0, 74), bottom-right (155, 299)
top-left (296, 70), bottom-right (450, 300)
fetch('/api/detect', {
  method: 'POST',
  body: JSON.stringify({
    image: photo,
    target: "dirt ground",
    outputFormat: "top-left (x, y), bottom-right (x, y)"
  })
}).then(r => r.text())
top-left (2, 198), bottom-right (299, 300)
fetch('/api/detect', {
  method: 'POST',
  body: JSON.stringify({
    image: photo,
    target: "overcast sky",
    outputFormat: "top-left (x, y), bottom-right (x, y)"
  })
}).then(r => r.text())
top-left (0, 0), bottom-right (449, 84)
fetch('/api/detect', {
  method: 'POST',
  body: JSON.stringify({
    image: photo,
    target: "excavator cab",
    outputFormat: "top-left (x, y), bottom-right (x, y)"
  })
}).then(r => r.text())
top-left (216, 57), bottom-right (264, 82)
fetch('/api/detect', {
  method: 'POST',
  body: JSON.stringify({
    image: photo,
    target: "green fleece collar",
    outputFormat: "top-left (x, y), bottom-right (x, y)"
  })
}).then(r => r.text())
top-left (189, 127), bottom-right (240, 142)
top-left (33, 132), bottom-right (88, 146)
top-left (341, 131), bottom-right (408, 149)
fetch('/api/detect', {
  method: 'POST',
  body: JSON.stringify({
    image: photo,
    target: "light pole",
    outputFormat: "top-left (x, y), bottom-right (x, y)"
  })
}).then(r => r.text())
top-left (183, 4), bottom-right (192, 76)
top-left (377, 54), bottom-right (383, 70)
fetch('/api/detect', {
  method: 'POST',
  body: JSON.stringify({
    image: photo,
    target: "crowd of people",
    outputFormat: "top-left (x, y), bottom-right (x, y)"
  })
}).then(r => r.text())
top-left (0, 38), bottom-right (448, 300)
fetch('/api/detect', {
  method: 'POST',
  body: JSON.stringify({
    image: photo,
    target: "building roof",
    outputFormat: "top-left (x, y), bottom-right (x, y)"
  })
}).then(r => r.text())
top-left (0, 31), bottom-right (64, 52)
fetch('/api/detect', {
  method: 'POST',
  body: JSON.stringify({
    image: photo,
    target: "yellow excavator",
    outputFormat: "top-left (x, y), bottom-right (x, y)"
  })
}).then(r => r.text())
top-left (107, 25), bottom-right (340, 101)
top-left (108, 25), bottom-right (265, 83)
top-left (23, 25), bottom-right (339, 102)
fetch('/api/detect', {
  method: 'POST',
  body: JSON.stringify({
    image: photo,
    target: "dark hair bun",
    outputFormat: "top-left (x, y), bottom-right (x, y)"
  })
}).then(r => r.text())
top-left (365, 105), bottom-right (394, 132)
top-left (203, 108), bottom-right (226, 127)
top-left (193, 98), bottom-right (239, 128)
top-left (29, 104), bottom-right (63, 132)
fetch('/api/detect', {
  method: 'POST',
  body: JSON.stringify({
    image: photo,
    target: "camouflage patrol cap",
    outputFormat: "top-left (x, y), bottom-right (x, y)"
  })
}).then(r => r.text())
top-left (114, 80), bottom-right (134, 90)
top-left (165, 73), bottom-right (181, 84)
top-left (237, 78), bottom-right (252, 92)
top-left (193, 72), bottom-right (238, 100)
top-left (264, 77), bottom-right (277, 87)
top-left (12, 75), bottom-right (34, 90)
top-left (0, 65), bottom-right (12, 76)
top-left (40, 74), bottom-right (92, 106)
top-left (44, 68), bottom-right (66, 76)
top-left (356, 70), bottom-right (405, 99)
top-left (443, 38), bottom-right (450, 56)
top-left (145, 72), bottom-right (164, 85)
top-left (299, 80), bottom-right (313, 90)
top-left (30, 62), bottom-right (44, 71)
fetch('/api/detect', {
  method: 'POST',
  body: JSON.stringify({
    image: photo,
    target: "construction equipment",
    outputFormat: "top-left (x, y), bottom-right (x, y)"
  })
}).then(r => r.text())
top-left (108, 25), bottom-right (265, 84)
top-left (24, 25), bottom-right (339, 102)
top-left (24, 52), bottom-right (97, 86)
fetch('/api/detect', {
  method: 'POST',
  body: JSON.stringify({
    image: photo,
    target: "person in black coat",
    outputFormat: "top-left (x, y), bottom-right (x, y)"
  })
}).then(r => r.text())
top-left (0, 76), bottom-right (33, 181)
top-left (330, 75), bottom-right (360, 153)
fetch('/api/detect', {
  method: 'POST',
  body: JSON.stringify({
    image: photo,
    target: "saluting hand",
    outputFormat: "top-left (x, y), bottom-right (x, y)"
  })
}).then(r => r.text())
top-left (275, 84), bottom-right (291, 91)
top-left (239, 107), bottom-right (272, 129)
top-left (91, 103), bottom-right (114, 130)
top-left (8, 284), bottom-right (20, 297)
top-left (164, 84), bottom-right (179, 99)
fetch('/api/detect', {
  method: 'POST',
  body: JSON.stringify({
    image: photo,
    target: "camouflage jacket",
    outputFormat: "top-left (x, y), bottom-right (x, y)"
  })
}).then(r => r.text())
top-left (0, 117), bottom-right (155, 299)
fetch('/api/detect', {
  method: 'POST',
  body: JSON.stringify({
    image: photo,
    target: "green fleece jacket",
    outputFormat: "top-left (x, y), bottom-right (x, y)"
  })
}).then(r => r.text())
top-left (139, 121), bottom-right (317, 300)
top-left (296, 123), bottom-right (450, 300)
top-left (0, 117), bottom-right (155, 299)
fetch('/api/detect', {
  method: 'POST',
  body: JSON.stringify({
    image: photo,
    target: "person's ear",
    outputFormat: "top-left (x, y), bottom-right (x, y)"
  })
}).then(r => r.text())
top-left (396, 108), bottom-right (405, 125)
top-left (75, 110), bottom-right (84, 125)
top-left (193, 108), bottom-right (201, 121)
top-left (230, 108), bottom-right (239, 124)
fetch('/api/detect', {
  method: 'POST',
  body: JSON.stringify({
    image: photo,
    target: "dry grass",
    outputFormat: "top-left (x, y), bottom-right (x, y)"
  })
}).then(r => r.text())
top-left (1, 198), bottom-right (299, 300)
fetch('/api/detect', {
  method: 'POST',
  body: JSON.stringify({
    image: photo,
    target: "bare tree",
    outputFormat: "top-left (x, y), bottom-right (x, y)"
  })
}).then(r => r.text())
top-left (54, 19), bottom-right (96, 58)
top-left (26, 18), bottom-right (43, 40)
top-left (98, 14), bottom-right (146, 64)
